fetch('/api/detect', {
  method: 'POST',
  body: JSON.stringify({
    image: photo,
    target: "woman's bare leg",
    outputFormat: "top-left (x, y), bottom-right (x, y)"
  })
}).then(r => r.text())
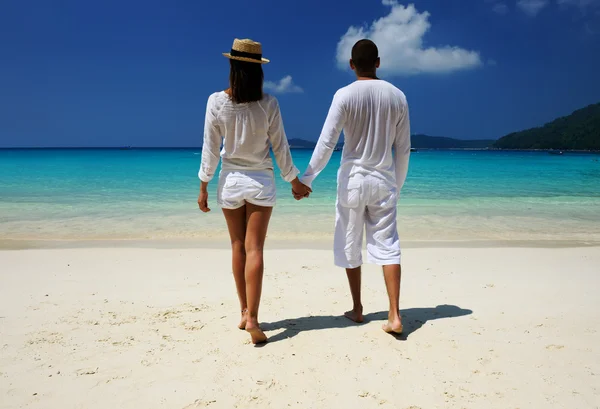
top-left (222, 206), bottom-right (248, 329)
top-left (243, 203), bottom-right (273, 344)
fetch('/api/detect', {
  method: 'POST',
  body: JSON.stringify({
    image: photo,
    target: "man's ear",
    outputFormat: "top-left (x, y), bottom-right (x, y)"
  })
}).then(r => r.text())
top-left (375, 57), bottom-right (380, 68)
top-left (349, 59), bottom-right (355, 70)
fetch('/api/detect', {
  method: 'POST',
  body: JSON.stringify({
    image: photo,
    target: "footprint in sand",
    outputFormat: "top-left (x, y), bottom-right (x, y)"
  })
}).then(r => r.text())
top-left (76, 368), bottom-right (98, 376)
top-left (141, 356), bottom-right (162, 367)
top-left (255, 379), bottom-right (276, 389)
top-left (27, 332), bottom-right (65, 346)
top-left (182, 399), bottom-right (217, 408)
top-left (546, 344), bottom-right (565, 350)
top-left (185, 324), bottom-right (205, 331)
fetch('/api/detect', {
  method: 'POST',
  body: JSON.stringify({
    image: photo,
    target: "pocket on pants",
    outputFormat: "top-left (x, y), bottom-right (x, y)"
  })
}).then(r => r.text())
top-left (247, 178), bottom-right (265, 189)
top-left (339, 179), bottom-right (361, 208)
top-left (220, 177), bottom-right (238, 201)
top-left (248, 174), bottom-right (274, 200)
top-left (223, 179), bottom-right (237, 189)
top-left (255, 181), bottom-right (276, 201)
top-left (377, 180), bottom-right (397, 206)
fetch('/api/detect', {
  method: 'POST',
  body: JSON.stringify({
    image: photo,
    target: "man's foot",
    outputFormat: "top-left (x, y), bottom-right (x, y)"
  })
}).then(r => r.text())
top-left (238, 309), bottom-right (247, 330)
top-left (344, 306), bottom-right (364, 323)
top-left (245, 319), bottom-right (267, 344)
top-left (382, 318), bottom-right (403, 334)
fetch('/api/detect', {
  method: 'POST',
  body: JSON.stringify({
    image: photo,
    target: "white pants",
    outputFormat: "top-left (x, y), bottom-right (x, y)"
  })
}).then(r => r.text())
top-left (334, 173), bottom-right (401, 269)
top-left (217, 170), bottom-right (276, 209)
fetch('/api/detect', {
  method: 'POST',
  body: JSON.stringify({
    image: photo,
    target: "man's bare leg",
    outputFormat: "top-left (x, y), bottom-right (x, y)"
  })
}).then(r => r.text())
top-left (382, 264), bottom-right (403, 333)
top-left (344, 267), bottom-right (364, 323)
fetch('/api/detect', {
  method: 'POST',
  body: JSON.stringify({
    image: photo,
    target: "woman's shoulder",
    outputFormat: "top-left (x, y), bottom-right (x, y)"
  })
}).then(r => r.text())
top-left (260, 93), bottom-right (279, 108)
top-left (205, 91), bottom-right (230, 113)
top-left (208, 90), bottom-right (228, 103)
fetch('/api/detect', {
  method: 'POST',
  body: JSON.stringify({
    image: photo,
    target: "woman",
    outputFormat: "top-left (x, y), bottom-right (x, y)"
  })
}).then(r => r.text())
top-left (197, 38), bottom-right (310, 344)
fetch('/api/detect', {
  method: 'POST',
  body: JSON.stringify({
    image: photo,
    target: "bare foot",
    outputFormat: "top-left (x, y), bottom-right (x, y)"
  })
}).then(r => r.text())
top-left (382, 318), bottom-right (403, 334)
top-left (344, 306), bottom-right (364, 323)
top-left (238, 309), bottom-right (247, 330)
top-left (245, 320), bottom-right (267, 344)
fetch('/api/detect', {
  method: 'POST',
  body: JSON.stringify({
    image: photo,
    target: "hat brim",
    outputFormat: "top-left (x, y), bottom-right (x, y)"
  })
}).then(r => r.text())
top-left (223, 53), bottom-right (269, 64)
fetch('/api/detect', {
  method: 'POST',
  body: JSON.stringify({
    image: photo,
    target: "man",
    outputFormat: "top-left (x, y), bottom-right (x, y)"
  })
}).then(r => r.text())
top-left (300, 39), bottom-right (411, 334)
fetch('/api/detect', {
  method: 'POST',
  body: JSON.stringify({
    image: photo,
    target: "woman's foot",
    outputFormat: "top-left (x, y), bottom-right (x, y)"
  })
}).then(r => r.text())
top-left (344, 305), bottom-right (364, 323)
top-left (245, 318), bottom-right (267, 344)
top-left (238, 309), bottom-right (248, 330)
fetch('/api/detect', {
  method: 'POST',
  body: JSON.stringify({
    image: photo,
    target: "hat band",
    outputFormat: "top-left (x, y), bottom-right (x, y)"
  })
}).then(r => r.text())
top-left (230, 49), bottom-right (262, 60)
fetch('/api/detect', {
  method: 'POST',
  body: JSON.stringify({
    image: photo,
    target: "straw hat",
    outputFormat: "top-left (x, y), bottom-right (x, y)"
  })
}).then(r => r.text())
top-left (223, 38), bottom-right (270, 64)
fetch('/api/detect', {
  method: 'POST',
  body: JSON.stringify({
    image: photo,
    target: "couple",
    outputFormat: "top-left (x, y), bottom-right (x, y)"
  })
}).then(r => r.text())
top-left (197, 38), bottom-right (411, 344)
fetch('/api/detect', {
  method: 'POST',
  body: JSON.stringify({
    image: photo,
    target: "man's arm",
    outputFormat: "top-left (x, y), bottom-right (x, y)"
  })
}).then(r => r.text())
top-left (301, 92), bottom-right (346, 188)
top-left (394, 102), bottom-right (411, 192)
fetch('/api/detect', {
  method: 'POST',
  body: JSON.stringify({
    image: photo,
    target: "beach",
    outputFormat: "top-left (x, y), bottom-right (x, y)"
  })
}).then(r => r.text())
top-left (1, 245), bottom-right (599, 408)
top-left (1, 148), bottom-right (600, 407)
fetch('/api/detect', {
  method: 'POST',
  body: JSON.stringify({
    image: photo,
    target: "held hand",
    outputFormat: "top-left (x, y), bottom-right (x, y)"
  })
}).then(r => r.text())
top-left (291, 178), bottom-right (312, 201)
top-left (293, 185), bottom-right (312, 200)
top-left (198, 191), bottom-right (210, 212)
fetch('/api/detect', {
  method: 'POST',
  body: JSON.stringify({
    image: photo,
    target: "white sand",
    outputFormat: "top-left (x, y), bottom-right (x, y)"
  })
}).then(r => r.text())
top-left (1, 246), bottom-right (599, 408)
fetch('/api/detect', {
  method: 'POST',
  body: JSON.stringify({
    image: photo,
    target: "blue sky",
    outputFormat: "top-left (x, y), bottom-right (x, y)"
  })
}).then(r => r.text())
top-left (1, 0), bottom-right (599, 147)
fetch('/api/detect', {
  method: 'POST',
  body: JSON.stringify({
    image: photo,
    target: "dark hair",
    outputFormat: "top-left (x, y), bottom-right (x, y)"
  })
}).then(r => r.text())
top-left (229, 59), bottom-right (264, 104)
top-left (351, 39), bottom-right (379, 74)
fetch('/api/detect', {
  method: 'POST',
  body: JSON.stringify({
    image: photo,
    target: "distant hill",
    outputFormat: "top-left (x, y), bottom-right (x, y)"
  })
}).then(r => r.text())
top-left (288, 135), bottom-right (494, 150)
top-left (494, 103), bottom-right (600, 151)
top-left (288, 138), bottom-right (317, 149)
top-left (411, 134), bottom-right (494, 149)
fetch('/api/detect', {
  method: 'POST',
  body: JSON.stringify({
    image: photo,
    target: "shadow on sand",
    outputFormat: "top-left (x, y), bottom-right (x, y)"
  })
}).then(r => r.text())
top-left (260, 304), bottom-right (473, 344)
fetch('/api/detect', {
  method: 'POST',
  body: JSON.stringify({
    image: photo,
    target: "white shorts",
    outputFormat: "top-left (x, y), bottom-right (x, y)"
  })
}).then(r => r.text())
top-left (334, 173), bottom-right (401, 269)
top-left (217, 170), bottom-right (276, 209)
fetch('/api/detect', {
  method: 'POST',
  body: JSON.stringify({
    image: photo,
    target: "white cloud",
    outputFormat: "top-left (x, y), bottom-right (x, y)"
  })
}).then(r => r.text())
top-left (517, 0), bottom-right (549, 16)
top-left (336, 1), bottom-right (483, 76)
top-left (493, 2), bottom-right (510, 14)
top-left (485, 0), bottom-right (509, 14)
top-left (264, 76), bottom-right (303, 94)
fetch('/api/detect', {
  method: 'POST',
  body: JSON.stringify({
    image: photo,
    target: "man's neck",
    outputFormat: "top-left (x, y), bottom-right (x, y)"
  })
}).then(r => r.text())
top-left (356, 72), bottom-right (378, 80)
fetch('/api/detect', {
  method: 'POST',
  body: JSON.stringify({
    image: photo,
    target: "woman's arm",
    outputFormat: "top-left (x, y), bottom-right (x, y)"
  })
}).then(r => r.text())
top-left (266, 98), bottom-right (311, 199)
top-left (198, 94), bottom-right (222, 184)
top-left (198, 181), bottom-right (210, 212)
top-left (197, 94), bottom-right (221, 212)
top-left (266, 97), bottom-right (300, 183)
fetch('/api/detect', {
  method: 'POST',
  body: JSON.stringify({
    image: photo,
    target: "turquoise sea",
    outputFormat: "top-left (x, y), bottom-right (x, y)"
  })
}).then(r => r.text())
top-left (1, 149), bottom-right (599, 244)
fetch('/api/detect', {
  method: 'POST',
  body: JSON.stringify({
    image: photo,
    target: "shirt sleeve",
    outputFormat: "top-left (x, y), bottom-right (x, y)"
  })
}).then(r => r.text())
top-left (198, 94), bottom-right (222, 183)
top-left (300, 91), bottom-right (346, 188)
top-left (394, 100), bottom-right (411, 192)
top-left (267, 97), bottom-right (300, 182)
